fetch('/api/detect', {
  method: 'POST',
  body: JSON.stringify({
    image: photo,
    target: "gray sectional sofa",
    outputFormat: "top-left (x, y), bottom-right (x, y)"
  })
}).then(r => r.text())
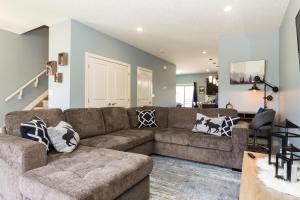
top-left (0, 106), bottom-right (248, 200)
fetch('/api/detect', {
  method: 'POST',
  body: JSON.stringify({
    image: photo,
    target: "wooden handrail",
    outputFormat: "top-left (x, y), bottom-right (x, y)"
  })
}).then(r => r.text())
top-left (5, 69), bottom-right (47, 102)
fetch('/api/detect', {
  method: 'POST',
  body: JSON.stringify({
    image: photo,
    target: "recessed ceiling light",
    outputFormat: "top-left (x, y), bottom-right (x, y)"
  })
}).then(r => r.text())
top-left (224, 5), bottom-right (232, 12)
top-left (137, 27), bottom-right (143, 32)
top-left (202, 51), bottom-right (207, 54)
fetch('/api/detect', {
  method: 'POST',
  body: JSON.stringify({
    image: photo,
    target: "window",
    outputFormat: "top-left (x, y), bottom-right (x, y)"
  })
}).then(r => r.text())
top-left (176, 84), bottom-right (194, 107)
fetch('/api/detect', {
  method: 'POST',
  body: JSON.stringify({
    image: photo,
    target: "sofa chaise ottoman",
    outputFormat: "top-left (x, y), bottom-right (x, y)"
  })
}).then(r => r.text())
top-left (20, 146), bottom-right (152, 200)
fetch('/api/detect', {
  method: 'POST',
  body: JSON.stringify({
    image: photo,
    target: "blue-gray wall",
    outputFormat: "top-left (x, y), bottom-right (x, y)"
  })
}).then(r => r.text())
top-left (279, 0), bottom-right (300, 146)
top-left (0, 28), bottom-right (48, 125)
top-left (70, 20), bottom-right (176, 107)
top-left (218, 31), bottom-right (279, 112)
top-left (176, 73), bottom-right (217, 103)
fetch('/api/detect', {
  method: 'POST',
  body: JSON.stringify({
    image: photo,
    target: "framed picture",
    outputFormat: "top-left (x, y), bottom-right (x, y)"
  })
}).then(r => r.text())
top-left (230, 60), bottom-right (265, 84)
top-left (199, 86), bottom-right (205, 94)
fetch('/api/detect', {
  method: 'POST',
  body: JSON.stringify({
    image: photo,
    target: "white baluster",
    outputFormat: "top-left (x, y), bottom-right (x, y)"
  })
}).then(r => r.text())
top-left (34, 78), bottom-right (39, 87)
top-left (18, 90), bottom-right (23, 100)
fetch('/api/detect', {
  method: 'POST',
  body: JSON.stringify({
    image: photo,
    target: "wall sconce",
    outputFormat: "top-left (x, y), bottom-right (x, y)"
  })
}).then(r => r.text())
top-left (249, 76), bottom-right (279, 108)
top-left (46, 61), bottom-right (57, 76)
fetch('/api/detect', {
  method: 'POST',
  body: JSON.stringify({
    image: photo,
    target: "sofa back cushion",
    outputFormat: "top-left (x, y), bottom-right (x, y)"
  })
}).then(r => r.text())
top-left (5, 109), bottom-right (64, 136)
top-left (127, 106), bottom-right (168, 128)
top-left (168, 108), bottom-right (200, 129)
top-left (64, 108), bottom-right (105, 139)
top-left (201, 108), bottom-right (238, 118)
top-left (168, 108), bottom-right (238, 129)
top-left (102, 107), bottom-right (130, 133)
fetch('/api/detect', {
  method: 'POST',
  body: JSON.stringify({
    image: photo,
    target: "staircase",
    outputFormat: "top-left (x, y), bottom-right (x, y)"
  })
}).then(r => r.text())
top-left (24, 90), bottom-right (49, 110)
top-left (5, 69), bottom-right (49, 111)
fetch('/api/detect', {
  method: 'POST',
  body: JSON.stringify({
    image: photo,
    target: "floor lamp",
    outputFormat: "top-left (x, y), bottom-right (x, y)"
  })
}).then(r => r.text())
top-left (249, 76), bottom-right (279, 109)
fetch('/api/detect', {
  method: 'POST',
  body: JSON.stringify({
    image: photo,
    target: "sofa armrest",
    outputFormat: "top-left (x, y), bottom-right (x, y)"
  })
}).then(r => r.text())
top-left (231, 126), bottom-right (249, 169)
top-left (0, 135), bottom-right (47, 173)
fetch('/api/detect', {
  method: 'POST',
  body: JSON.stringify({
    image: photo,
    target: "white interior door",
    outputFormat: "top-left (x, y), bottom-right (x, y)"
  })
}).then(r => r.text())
top-left (86, 54), bottom-right (130, 108)
top-left (137, 67), bottom-right (153, 106)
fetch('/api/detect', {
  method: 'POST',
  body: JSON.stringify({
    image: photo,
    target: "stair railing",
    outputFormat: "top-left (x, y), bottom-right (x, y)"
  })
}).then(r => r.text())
top-left (5, 69), bottom-right (47, 102)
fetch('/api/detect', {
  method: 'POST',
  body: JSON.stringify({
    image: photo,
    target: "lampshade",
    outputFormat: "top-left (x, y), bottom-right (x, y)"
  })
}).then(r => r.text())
top-left (249, 83), bottom-right (260, 92)
top-left (209, 76), bottom-right (213, 83)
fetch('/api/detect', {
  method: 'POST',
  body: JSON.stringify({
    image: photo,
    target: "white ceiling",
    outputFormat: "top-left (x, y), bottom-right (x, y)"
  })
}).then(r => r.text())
top-left (0, 0), bottom-right (289, 74)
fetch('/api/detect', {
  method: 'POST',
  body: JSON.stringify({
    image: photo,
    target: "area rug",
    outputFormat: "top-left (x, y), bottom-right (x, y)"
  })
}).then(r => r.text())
top-left (150, 155), bottom-right (241, 200)
top-left (256, 157), bottom-right (300, 197)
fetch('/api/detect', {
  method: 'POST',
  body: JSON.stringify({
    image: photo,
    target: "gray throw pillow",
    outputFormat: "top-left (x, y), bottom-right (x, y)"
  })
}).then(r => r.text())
top-left (192, 113), bottom-right (225, 136)
top-left (47, 121), bottom-right (80, 153)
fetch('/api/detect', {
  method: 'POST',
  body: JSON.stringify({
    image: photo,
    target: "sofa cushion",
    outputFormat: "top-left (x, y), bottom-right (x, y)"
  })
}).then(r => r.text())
top-left (79, 135), bottom-right (134, 151)
top-left (154, 128), bottom-right (192, 146)
top-left (127, 107), bottom-right (169, 128)
top-left (5, 109), bottom-right (64, 136)
top-left (102, 107), bottom-right (130, 133)
top-left (21, 147), bottom-right (153, 200)
top-left (136, 110), bottom-right (158, 128)
top-left (201, 108), bottom-right (238, 118)
top-left (168, 108), bottom-right (200, 129)
top-left (189, 133), bottom-right (233, 152)
top-left (47, 121), bottom-right (80, 153)
top-left (110, 129), bottom-right (154, 147)
top-left (20, 116), bottom-right (51, 151)
top-left (64, 108), bottom-right (105, 139)
top-left (192, 113), bottom-right (225, 136)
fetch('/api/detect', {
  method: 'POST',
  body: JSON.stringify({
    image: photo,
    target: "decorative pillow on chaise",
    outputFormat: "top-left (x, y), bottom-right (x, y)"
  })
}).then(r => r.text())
top-left (47, 121), bottom-right (80, 153)
top-left (136, 110), bottom-right (158, 128)
top-left (192, 113), bottom-right (225, 136)
top-left (221, 116), bottom-right (240, 137)
top-left (20, 116), bottom-right (51, 151)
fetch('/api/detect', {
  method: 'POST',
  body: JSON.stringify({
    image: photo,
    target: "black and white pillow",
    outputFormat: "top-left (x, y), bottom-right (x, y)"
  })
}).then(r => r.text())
top-left (47, 121), bottom-right (80, 153)
top-left (20, 116), bottom-right (51, 151)
top-left (221, 116), bottom-right (240, 137)
top-left (136, 110), bottom-right (158, 128)
top-left (192, 113), bottom-right (225, 136)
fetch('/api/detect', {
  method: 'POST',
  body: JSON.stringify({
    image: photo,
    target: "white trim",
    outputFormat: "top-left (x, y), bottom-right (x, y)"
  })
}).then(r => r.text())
top-left (24, 90), bottom-right (48, 110)
top-left (137, 66), bottom-right (152, 73)
top-left (137, 66), bottom-right (153, 107)
top-left (85, 52), bottom-right (131, 107)
top-left (176, 83), bottom-right (194, 86)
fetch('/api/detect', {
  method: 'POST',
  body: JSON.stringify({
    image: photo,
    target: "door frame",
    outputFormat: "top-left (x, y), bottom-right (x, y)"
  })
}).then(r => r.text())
top-left (137, 66), bottom-right (153, 107)
top-left (85, 52), bottom-right (131, 107)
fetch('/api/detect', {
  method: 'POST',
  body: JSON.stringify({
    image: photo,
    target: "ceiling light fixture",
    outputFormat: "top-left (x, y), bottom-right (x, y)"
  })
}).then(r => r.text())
top-left (224, 5), bottom-right (232, 12)
top-left (137, 27), bottom-right (143, 32)
top-left (202, 51), bottom-right (207, 54)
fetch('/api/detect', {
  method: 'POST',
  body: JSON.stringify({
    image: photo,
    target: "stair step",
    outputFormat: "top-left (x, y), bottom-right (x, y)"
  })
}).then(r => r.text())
top-left (42, 100), bottom-right (48, 108)
top-left (33, 107), bottom-right (45, 110)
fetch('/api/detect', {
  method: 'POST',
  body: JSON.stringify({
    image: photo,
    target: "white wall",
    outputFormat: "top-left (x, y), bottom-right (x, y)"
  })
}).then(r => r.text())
top-left (218, 32), bottom-right (279, 112)
top-left (48, 20), bottom-right (71, 109)
top-left (279, 0), bottom-right (300, 146)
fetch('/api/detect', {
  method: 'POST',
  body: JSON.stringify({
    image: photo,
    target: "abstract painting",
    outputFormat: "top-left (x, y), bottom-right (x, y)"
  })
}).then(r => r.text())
top-left (230, 60), bottom-right (265, 84)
